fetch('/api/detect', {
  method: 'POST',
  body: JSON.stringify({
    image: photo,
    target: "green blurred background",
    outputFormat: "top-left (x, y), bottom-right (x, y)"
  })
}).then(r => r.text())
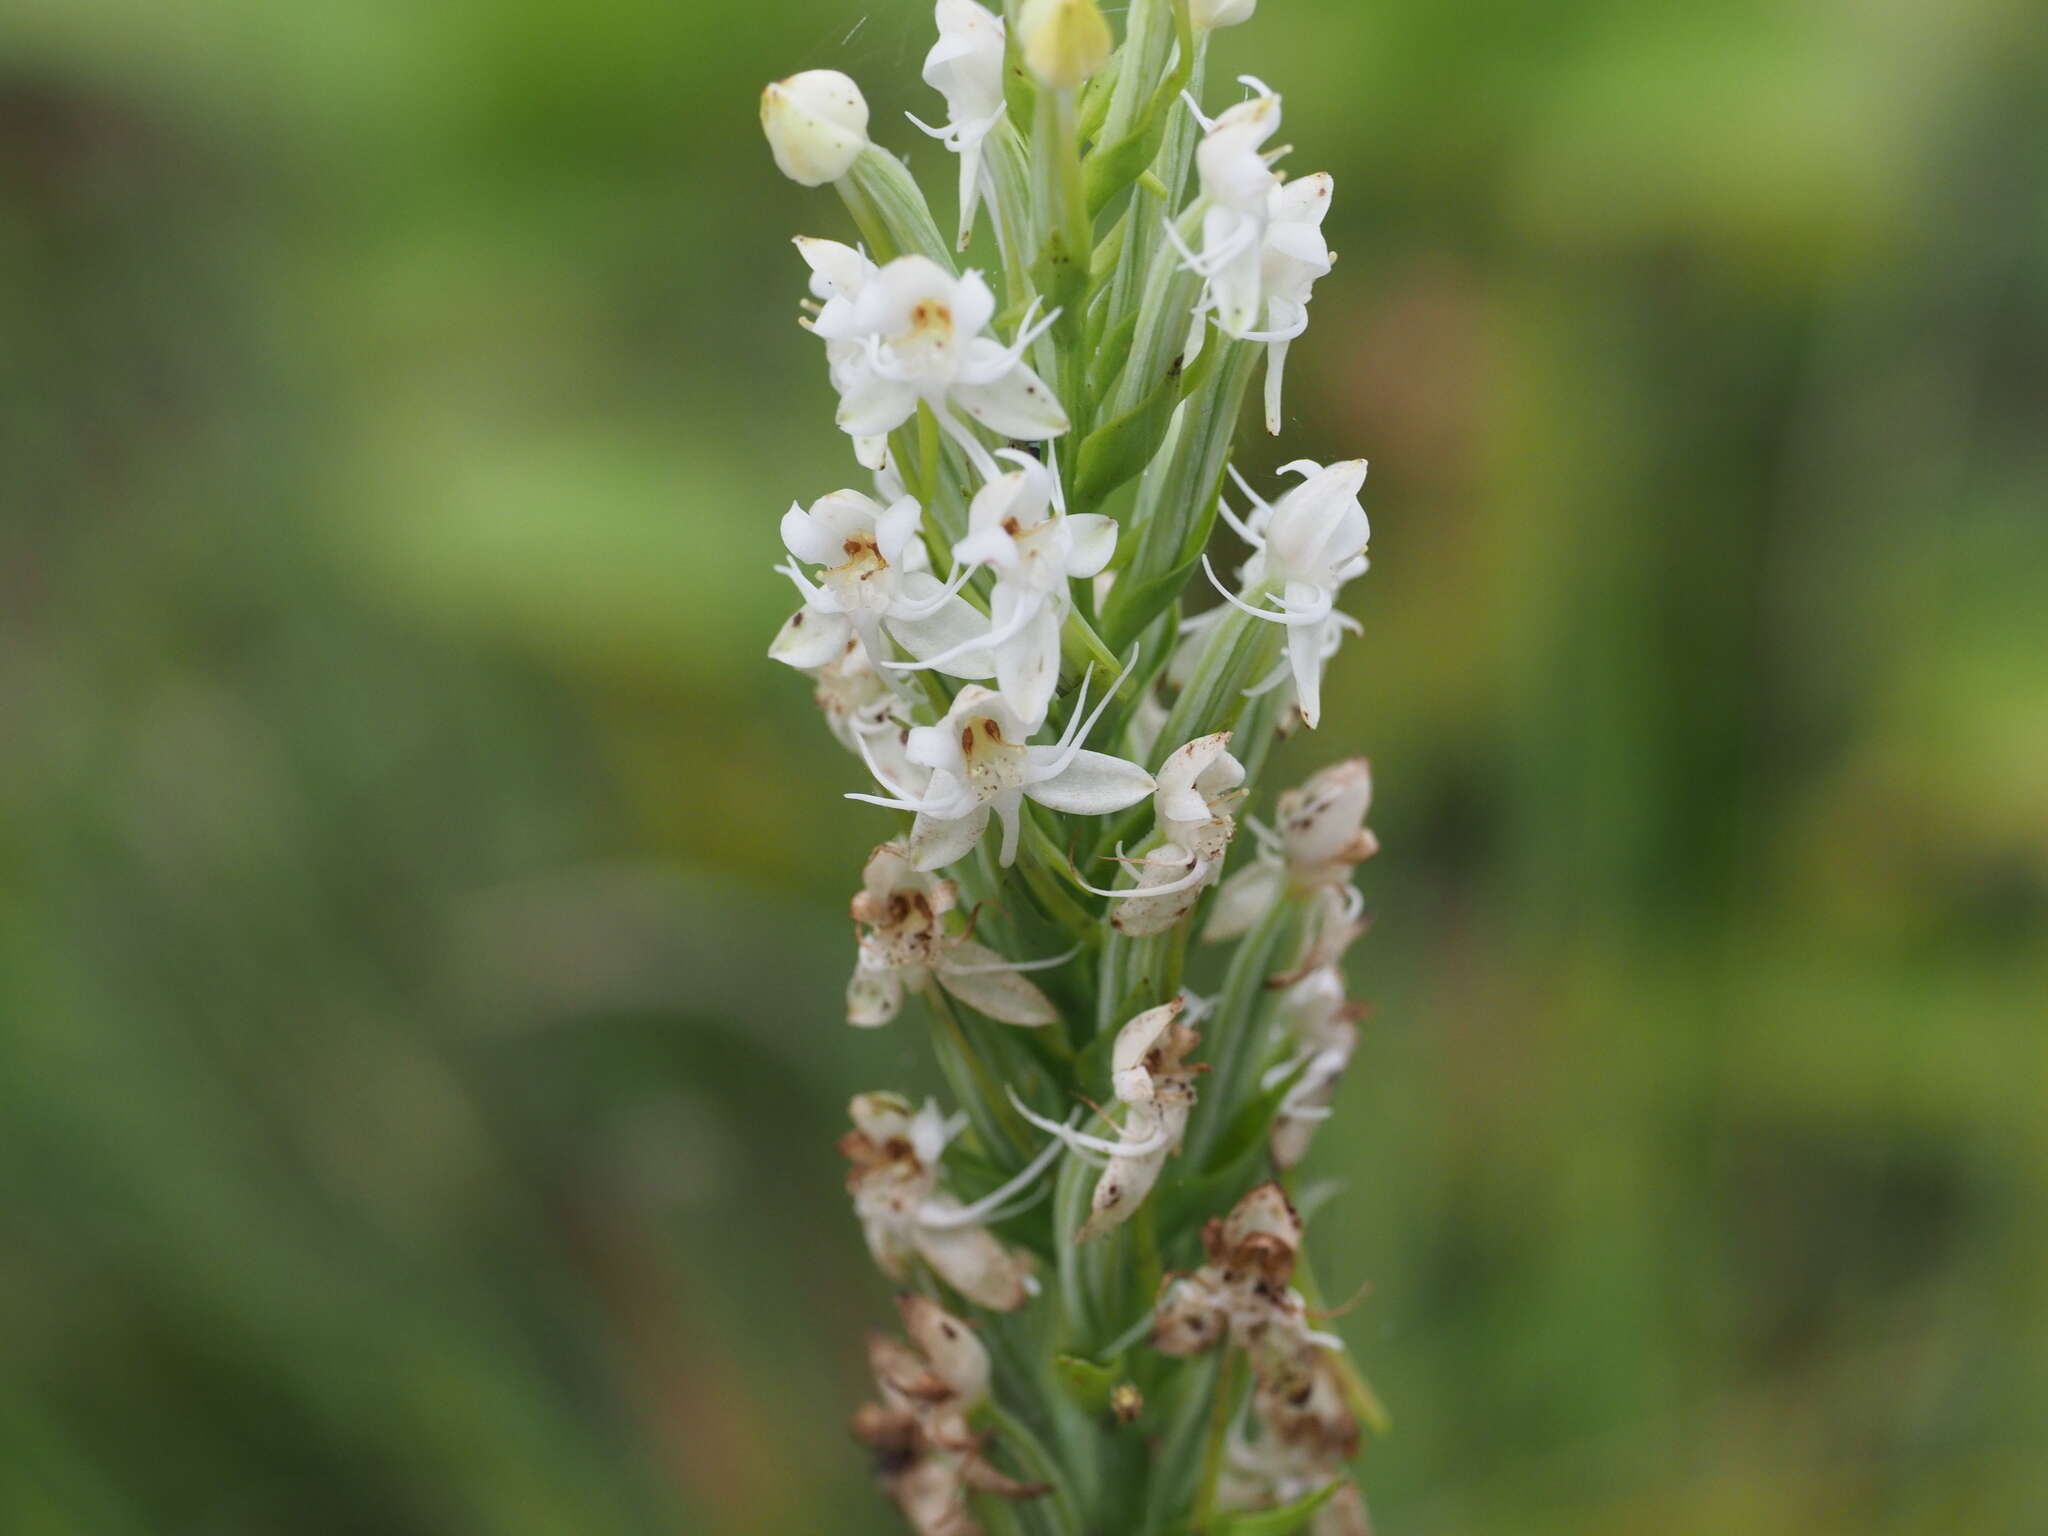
top-left (4, 0), bottom-right (2045, 1531)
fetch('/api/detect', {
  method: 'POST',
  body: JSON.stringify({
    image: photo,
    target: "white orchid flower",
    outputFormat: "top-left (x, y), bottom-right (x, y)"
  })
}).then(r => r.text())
top-left (810, 255), bottom-right (1069, 476)
top-left (1006, 997), bottom-right (1203, 1240)
top-left (1206, 758), bottom-right (1377, 942)
top-left (841, 1092), bottom-right (1062, 1311)
top-left (852, 669), bottom-right (1155, 871)
top-left (1256, 172), bottom-right (1335, 433)
top-left (1204, 458), bottom-right (1370, 729)
top-left (1084, 732), bottom-right (1246, 937)
top-left (769, 600), bottom-right (900, 740)
top-left (794, 237), bottom-right (896, 470)
top-left (1271, 880), bottom-right (1371, 986)
top-left (1263, 964), bottom-right (1365, 1170)
top-left (1153, 1182), bottom-right (1343, 1372)
top-left (776, 487), bottom-right (996, 680)
top-left (1075, 1001), bottom-right (1204, 1240)
top-left (1222, 1348), bottom-right (1369, 1536)
top-left (909, 0), bottom-right (1009, 251)
top-left (768, 604), bottom-right (935, 799)
top-left (1174, 81), bottom-right (1284, 337)
top-left (847, 842), bottom-right (1066, 1027)
top-left (894, 452), bottom-right (1115, 727)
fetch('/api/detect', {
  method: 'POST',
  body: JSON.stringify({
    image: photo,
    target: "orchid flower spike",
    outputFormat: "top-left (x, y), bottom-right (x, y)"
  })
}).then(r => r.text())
top-left (809, 255), bottom-right (1068, 476)
top-left (840, 1093), bottom-right (1051, 1311)
top-left (913, 451), bottom-right (1116, 727)
top-left (847, 841), bottom-right (1063, 1027)
top-left (851, 670), bottom-right (1155, 871)
top-left (1207, 758), bottom-right (1378, 943)
top-left (761, 70), bottom-right (870, 187)
top-left (1205, 459), bottom-right (1370, 729)
top-left (777, 487), bottom-right (994, 681)
top-left (911, 1), bottom-right (1009, 251)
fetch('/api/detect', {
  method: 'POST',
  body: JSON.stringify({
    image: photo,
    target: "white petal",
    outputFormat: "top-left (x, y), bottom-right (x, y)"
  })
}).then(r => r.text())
top-left (937, 941), bottom-right (1059, 1026)
top-left (1027, 749), bottom-right (1155, 816)
top-left (913, 1219), bottom-right (1031, 1311)
top-left (888, 587), bottom-right (998, 680)
top-left (1271, 170), bottom-right (1334, 225)
top-left (950, 269), bottom-right (998, 339)
top-left (1289, 616), bottom-right (1326, 729)
top-left (993, 593), bottom-right (1062, 728)
top-left (768, 605), bottom-right (854, 669)
top-left (1203, 860), bottom-right (1285, 941)
top-left (836, 372), bottom-right (919, 438)
top-left (1264, 336), bottom-right (1292, 436)
top-left (875, 495), bottom-right (924, 565)
top-left (779, 504), bottom-right (837, 565)
top-left (953, 346), bottom-right (1070, 439)
top-left (847, 964), bottom-right (904, 1026)
top-left (794, 235), bottom-right (870, 300)
top-left (1106, 845), bottom-right (1210, 937)
top-left (1064, 514), bottom-right (1118, 579)
top-left (908, 804), bottom-right (990, 870)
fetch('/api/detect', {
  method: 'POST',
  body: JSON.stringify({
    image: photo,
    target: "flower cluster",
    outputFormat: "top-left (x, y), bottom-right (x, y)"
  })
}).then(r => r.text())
top-left (760, 3), bottom-right (1391, 1530)
top-left (852, 1294), bottom-right (1048, 1536)
top-left (1155, 1184), bottom-right (1370, 1535)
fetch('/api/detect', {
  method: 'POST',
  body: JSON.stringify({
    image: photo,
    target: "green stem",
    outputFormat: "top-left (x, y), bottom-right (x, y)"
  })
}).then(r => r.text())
top-left (834, 174), bottom-right (894, 261)
top-left (930, 989), bottom-right (1034, 1162)
top-left (1187, 894), bottom-right (1296, 1169)
top-left (988, 1404), bottom-right (1085, 1536)
top-left (1190, 1352), bottom-right (1247, 1531)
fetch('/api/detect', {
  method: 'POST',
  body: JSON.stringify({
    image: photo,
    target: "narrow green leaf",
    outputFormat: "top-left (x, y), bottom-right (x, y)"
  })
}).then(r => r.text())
top-left (1076, 357), bottom-right (1185, 510)
top-left (1204, 1480), bottom-right (1345, 1535)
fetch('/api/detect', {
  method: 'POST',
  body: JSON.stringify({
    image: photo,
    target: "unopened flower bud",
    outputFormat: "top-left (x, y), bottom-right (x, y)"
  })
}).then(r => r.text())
top-left (760, 69), bottom-right (870, 186)
top-left (1192, 0), bottom-right (1257, 28)
top-left (1110, 1382), bottom-right (1144, 1423)
top-left (1018, 0), bottom-right (1113, 89)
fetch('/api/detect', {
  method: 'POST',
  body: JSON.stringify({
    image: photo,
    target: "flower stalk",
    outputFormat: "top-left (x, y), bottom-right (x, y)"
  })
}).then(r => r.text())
top-left (762, 5), bottom-right (1384, 1530)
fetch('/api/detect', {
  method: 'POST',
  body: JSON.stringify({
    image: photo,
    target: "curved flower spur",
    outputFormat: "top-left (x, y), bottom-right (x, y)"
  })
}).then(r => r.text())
top-left (759, 2), bottom-right (1395, 1529)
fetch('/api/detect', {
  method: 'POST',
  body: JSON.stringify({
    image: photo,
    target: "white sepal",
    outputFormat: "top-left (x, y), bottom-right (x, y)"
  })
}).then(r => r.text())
top-left (760, 70), bottom-right (870, 186)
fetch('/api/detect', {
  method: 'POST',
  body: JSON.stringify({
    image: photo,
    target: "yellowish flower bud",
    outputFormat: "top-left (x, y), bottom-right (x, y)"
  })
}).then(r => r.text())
top-left (1192, 0), bottom-right (1257, 28)
top-left (1018, 0), bottom-right (1113, 90)
top-left (759, 69), bottom-right (870, 186)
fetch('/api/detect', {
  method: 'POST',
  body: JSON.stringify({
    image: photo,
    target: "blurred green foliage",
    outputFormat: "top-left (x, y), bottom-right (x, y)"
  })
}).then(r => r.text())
top-left (3, 0), bottom-right (2045, 1531)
